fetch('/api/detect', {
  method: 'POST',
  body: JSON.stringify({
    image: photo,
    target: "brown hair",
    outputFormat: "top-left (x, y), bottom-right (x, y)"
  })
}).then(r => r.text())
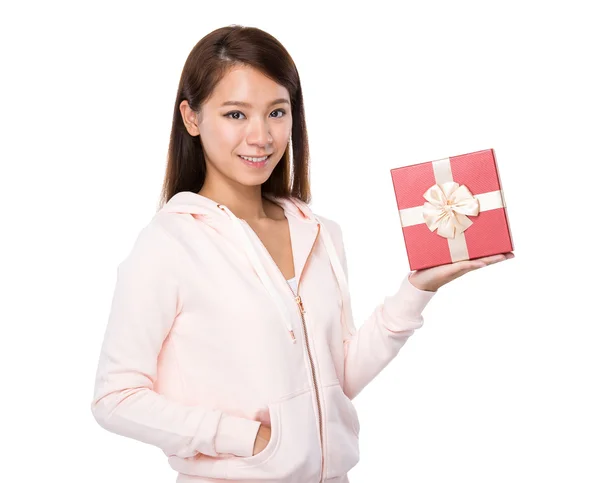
top-left (157, 25), bottom-right (311, 210)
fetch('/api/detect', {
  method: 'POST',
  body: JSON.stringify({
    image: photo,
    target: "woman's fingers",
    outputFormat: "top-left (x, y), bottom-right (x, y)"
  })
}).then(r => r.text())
top-left (472, 252), bottom-right (514, 268)
top-left (409, 252), bottom-right (515, 291)
top-left (452, 252), bottom-right (514, 272)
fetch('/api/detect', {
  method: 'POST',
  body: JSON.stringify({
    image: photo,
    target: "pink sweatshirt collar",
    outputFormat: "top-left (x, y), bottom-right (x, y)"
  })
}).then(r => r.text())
top-left (159, 191), bottom-right (350, 345)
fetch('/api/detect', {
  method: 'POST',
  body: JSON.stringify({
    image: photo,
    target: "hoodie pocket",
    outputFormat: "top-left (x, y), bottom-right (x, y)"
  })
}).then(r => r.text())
top-left (225, 389), bottom-right (322, 482)
top-left (227, 402), bottom-right (281, 468)
top-left (323, 383), bottom-right (360, 479)
top-left (167, 404), bottom-right (282, 480)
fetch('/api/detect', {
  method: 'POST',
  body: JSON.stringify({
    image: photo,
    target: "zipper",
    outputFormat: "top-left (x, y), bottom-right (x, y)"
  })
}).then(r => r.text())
top-left (284, 223), bottom-right (324, 483)
top-left (242, 219), bottom-right (325, 482)
top-left (291, 283), bottom-right (325, 482)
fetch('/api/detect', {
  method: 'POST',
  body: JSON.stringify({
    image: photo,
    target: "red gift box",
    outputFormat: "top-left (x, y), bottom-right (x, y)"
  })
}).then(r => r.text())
top-left (390, 149), bottom-right (514, 271)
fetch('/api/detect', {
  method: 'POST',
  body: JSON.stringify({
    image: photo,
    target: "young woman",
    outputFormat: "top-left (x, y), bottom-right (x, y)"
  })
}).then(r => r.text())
top-left (91, 25), bottom-right (514, 483)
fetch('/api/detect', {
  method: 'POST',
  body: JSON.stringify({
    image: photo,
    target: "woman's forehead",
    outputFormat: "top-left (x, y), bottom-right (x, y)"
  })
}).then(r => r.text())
top-left (208, 65), bottom-right (290, 107)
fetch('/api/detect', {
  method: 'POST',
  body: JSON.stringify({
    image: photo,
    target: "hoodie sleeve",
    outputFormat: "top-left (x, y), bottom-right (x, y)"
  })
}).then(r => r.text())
top-left (324, 218), bottom-right (437, 400)
top-left (90, 222), bottom-right (261, 458)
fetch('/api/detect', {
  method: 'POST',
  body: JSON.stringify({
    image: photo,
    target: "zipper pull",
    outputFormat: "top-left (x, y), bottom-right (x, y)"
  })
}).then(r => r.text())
top-left (295, 295), bottom-right (306, 314)
top-left (289, 329), bottom-right (297, 343)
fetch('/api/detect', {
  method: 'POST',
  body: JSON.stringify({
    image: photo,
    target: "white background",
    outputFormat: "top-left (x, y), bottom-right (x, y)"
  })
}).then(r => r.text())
top-left (1, 1), bottom-right (598, 482)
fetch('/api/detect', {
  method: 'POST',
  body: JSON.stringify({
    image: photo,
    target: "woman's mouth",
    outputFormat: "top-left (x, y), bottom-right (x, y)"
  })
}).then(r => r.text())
top-left (238, 154), bottom-right (271, 168)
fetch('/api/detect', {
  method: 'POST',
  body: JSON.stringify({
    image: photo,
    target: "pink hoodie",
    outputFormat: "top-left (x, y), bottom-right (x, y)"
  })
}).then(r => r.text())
top-left (91, 191), bottom-right (437, 482)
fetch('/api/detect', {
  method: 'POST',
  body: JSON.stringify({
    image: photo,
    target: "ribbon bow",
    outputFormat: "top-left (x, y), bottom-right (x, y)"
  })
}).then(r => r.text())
top-left (422, 182), bottom-right (480, 239)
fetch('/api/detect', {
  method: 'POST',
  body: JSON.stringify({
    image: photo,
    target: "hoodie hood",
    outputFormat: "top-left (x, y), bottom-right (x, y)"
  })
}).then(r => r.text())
top-left (160, 191), bottom-right (317, 225)
top-left (157, 190), bottom-right (350, 346)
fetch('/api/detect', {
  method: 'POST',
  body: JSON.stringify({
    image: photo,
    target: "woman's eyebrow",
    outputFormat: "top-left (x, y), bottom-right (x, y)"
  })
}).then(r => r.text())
top-left (220, 98), bottom-right (290, 108)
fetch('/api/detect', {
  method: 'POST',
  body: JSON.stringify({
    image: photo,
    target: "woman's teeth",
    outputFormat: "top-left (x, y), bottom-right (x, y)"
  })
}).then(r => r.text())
top-left (239, 155), bottom-right (269, 162)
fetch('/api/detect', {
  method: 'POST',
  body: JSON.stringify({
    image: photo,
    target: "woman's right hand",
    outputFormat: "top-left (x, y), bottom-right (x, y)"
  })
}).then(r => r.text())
top-left (252, 424), bottom-right (271, 455)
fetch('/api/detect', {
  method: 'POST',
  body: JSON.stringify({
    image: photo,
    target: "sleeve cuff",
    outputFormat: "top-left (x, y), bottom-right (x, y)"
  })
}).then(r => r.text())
top-left (382, 272), bottom-right (437, 331)
top-left (214, 414), bottom-right (261, 457)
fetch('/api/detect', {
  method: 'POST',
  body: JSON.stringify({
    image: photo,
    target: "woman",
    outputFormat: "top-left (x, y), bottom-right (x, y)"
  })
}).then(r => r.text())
top-left (90, 25), bottom-right (513, 482)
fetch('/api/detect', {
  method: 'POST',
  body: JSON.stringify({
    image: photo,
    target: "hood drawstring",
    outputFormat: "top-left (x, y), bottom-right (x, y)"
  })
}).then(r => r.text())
top-left (216, 203), bottom-right (352, 345)
top-left (313, 215), bottom-right (355, 339)
top-left (217, 203), bottom-right (298, 344)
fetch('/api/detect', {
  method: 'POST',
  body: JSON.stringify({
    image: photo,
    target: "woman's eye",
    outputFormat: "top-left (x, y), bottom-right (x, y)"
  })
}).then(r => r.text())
top-left (225, 111), bottom-right (245, 120)
top-left (271, 109), bottom-right (286, 118)
top-left (224, 109), bottom-right (286, 120)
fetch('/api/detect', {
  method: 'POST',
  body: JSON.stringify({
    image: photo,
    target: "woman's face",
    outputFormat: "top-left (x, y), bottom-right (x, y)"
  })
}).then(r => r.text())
top-left (181, 64), bottom-right (293, 191)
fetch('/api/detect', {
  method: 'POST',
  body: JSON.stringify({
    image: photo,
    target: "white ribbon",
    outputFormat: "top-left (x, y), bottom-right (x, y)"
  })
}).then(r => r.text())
top-left (422, 182), bottom-right (480, 239)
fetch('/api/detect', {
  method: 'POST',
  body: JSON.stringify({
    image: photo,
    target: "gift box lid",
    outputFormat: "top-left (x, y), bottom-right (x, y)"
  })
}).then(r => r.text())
top-left (390, 148), bottom-right (514, 270)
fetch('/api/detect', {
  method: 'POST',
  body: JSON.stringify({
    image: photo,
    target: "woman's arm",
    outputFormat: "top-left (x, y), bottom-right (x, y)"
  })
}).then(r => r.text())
top-left (322, 218), bottom-right (437, 401)
top-left (90, 222), bottom-right (260, 458)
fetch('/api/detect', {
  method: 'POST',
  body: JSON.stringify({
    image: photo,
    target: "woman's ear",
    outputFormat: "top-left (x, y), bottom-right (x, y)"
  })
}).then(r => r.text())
top-left (179, 100), bottom-right (201, 136)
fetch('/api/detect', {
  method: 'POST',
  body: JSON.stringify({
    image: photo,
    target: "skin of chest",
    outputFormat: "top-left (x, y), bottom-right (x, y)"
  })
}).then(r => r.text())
top-left (247, 217), bottom-right (295, 280)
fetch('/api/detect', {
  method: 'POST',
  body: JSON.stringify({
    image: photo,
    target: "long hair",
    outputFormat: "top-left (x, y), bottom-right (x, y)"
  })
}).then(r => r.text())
top-left (157, 25), bottom-right (311, 210)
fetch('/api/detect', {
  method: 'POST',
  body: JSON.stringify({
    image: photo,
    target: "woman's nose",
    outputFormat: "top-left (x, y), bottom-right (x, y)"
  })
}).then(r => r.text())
top-left (247, 120), bottom-right (273, 146)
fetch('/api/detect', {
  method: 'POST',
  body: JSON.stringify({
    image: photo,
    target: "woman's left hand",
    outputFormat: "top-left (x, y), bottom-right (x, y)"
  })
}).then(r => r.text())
top-left (408, 252), bottom-right (515, 292)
